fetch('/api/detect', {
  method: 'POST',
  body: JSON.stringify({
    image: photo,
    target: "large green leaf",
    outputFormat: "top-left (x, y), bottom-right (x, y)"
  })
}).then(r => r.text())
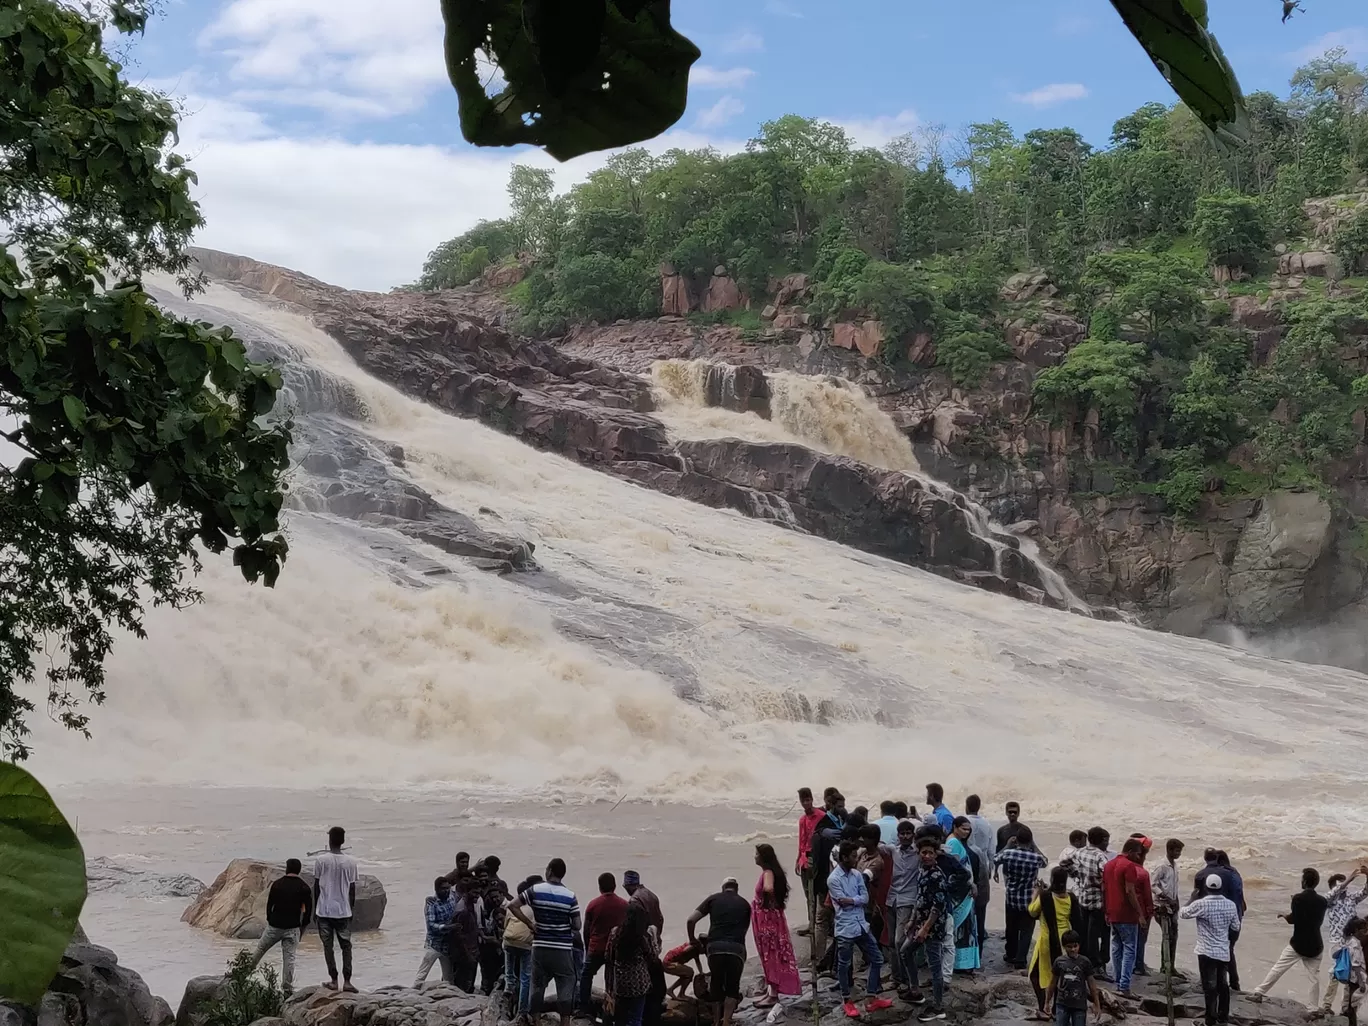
top-left (440, 0), bottom-right (700, 161)
top-left (1109, 0), bottom-right (1251, 148)
top-left (0, 764), bottom-right (87, 1005)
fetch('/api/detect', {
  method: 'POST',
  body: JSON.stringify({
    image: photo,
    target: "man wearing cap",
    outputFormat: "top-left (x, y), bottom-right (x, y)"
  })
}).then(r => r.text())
top-left (688, 877), bottom-right (753, 1026)
top-left (624, 871), bottom-right (664, 937)
top-left (1182, 876), bottom-right (1242, 1026)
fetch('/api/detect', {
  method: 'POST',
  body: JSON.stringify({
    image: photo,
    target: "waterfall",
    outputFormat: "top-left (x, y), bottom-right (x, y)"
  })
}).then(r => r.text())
top-left (651, 358), bottom-right (1091, 614)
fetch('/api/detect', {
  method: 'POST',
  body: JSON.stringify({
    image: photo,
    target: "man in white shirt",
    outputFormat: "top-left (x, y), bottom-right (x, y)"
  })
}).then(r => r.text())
top-left (314, 825), bottom-right (360, 992)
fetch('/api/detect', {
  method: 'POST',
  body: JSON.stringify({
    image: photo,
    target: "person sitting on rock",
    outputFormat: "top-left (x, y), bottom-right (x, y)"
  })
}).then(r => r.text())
top-left (249, 858), bottom-right (311, 995)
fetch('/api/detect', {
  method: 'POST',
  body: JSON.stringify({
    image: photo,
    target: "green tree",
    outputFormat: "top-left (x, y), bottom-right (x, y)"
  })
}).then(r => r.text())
top-left (1, 0), bottom-right (291, 758)
top-left (1191, 191), bottom-right (1269, 273)
top-left (936, 330), bottom-right (1012, 386)
top-left (508, 164), bottom-right (564, 255)
top-left (1333, 205), bottom-right (1368, 273)
top-left (1081, 251), bottom-right (1205, 355)
top-left (414, 219), bottom-right (517, 289)
top-left (1169, 352), bottom-right (1248, 455)
top-left (748, 115), bottom-right (852, 245)
top-left (1032, 339), bottom-right (1151, 449)
top-left (850, 262), bottom-right (940, 347)
top-left (553, 253), bottom-right (652, 323)
top-left (564, 207), bottom-right (646, 261)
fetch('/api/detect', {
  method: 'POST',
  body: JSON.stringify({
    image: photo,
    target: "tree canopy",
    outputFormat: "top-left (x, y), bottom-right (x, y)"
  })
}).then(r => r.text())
top-left (0, 0), bottom-right (292, 759)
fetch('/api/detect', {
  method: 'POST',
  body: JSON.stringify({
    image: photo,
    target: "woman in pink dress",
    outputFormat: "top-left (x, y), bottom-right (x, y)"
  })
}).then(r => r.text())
top-left (752, 843), bottom-right (803, 1006)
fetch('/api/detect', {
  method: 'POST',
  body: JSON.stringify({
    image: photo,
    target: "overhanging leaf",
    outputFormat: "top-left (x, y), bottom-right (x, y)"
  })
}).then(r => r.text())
top-left (1109, 0), bottom-right (1250, 148)
top-left (0, 763), bottom-right (87, 1005)
top-left (440, 0), bottom-right (700, 161)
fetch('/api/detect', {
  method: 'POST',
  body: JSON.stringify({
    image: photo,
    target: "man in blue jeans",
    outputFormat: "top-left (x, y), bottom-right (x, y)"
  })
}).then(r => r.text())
top-left (1102, 838), bottom-right (1152, 997)
top-left (900, 838), bottom-right (950, 1022)
top-left (829, 840), bottom-right (894, 1019)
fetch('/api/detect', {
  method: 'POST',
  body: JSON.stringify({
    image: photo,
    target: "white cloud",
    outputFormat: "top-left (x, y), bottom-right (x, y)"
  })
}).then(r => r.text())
top-left (722, 31), bottom-right (765, 54)
top-left (690, 65), bottom-right (756, 90)
top-left (167, 94), bottom-right (746, 292)
top-left (764, 0), bottom-right (803, 18)
top-left (1292, 27), bottom-right (1368, 63)
top-left (694, 96), bottom-right (746, 130)
top-left (1010, 82), bottom-right (1089, 108)
top-left (836, 109), bottom-right (921, 149)
top-left (201, 0), bottom-right (449, 117)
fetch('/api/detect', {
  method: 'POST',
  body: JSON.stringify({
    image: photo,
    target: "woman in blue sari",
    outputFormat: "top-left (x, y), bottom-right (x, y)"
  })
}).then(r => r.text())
top-left (947, 818), bottom-right (983, 972)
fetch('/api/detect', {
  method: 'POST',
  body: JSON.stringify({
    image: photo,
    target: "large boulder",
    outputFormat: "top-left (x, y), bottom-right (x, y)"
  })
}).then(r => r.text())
top-left (182, 860), bottom-right (387, 939)
top-left (1279, 250), bottom-right (1345, 279)
top-left (175, 977), bottom-right (225, 1026)
top-left (1000, 270), bottom-right (1057, 302)
top-left (0, 942), bottom-right (175, 1026)
top-left (1004, 312), bottom-right (1085, 367)
top-left (831, 320), bottom-right (883, 358)
top-left (701, 268), bottom-right (743, 312)
top-left (659, 264), bottom-right (694, 316)
top-left (1228, 490), bottom-right (1334, 627)
top-left (770, 272), bottom-right (811, 307)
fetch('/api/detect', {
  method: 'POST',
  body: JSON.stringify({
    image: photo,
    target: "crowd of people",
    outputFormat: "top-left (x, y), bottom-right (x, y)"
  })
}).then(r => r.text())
top-left (244, 793), bottom-right (1368, 1026)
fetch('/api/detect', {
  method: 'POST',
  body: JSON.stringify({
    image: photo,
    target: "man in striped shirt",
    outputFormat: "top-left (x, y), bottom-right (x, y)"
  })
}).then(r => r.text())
top-left (509, 859), bottom-right (582, 1026)
top-left (1182, 876), bottom-right (1242, 1026)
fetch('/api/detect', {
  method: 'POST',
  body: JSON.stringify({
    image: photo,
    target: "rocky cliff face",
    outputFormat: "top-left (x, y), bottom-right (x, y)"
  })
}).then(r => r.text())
top-left (187, 249), bottom-right (1066, 608)
top-left (547, 291), bottom-right (1368, 645)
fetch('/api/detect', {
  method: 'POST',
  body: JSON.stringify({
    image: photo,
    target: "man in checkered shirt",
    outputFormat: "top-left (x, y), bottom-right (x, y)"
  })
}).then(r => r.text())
top-left (1182, 876), bottom-right (1242, 1026)
top-left (993, 828), bottom-right (1048, 969)
top-left (1061, 827), bottom-right (1113, 977)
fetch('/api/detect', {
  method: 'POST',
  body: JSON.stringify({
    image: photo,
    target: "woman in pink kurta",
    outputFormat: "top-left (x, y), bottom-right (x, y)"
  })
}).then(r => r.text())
top-left (752, 843), bottom-right (802, 1004)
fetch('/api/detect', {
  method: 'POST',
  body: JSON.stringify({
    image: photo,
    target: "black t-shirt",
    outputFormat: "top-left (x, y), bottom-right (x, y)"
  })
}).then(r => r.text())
top-left (997, 821), bottom-right (1030, 852)
top-left (1052, 954), bottom-right (1094, 1010)
top-left (697, 891), bottom-right (752, 957)
top-left (1290, 889), bottom-right (1329, 958)
top-left (266, 874), bottom-right (313, 929)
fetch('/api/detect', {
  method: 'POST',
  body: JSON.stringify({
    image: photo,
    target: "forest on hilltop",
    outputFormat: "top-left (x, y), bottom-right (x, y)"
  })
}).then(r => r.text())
top-left (414, 49), bottom-right (1368, 516)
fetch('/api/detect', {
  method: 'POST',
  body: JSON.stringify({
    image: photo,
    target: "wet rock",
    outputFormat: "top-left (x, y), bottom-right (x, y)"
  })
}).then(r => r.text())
top-left (182, 859), bottom-right (388, 939)
top-left (1229, 490), bottom-right (1334, 627)
top-left (281, 985), bottom-right (485, 1026)
top-left (87, 857), bottom-right (206, 899)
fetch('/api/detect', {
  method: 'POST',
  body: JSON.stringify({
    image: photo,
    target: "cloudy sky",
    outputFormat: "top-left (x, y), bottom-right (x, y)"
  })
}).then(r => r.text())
top-left (124, 0), bottom-right (1367, 291)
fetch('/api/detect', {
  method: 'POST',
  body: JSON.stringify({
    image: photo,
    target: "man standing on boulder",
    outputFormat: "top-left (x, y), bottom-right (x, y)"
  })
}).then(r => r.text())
top-left (249, 858), bottom-right (312, 995)
top-left (314, 826), bottom-right (359, 993)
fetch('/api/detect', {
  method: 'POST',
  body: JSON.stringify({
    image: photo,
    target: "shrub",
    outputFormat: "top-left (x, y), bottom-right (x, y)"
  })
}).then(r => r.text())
top-left (202, 951), bottom-right (284, 1026)
top-left (937, 331), bottom-right (1012, 386)
top-left (1192, 191), bottom-right (1269, 273)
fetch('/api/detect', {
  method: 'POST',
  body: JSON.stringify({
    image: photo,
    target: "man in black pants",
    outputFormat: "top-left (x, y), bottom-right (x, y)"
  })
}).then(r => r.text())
top-left (313, 826), bottom-right (359, 992)
top-left (688, 878), bottom-right (752, 1026)
top-left (1182, 876), bottom-right (1242, 1026)
top-left (1062, 827), bottom-right (1112, 979)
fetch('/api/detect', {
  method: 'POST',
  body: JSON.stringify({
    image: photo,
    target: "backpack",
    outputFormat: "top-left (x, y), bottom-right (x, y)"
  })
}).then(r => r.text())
top-left (1334, 947), bottom-right (1353, 983)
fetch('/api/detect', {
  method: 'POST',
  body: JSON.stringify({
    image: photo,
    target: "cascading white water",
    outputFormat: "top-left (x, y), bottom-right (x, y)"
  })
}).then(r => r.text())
top-left (25, 283), bottom-right (1368, 853)
top-left (651, 358), bottom-right (1090, 613)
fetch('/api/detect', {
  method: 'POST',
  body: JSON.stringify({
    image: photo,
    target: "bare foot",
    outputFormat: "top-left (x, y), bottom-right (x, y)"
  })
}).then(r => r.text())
top-left (323, 981), bottom-right (338, 992)
top-left (342, 982), bottom-right (359, 994)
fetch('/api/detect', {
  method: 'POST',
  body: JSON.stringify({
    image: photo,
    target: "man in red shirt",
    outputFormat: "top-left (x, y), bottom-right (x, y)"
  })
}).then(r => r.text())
top-left (796, 787), bottom-right (826, 935)
top-left (576, 872), bottom-right (628, 1015)
top-left (1103, 838), bottom-right (1153, 997)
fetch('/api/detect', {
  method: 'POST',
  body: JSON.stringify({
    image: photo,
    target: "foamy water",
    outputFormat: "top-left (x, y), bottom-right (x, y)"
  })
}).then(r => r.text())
top-left (651, 359), bottom-right (921, 473)
top-left (23, 283), bottom-right (1368, 857)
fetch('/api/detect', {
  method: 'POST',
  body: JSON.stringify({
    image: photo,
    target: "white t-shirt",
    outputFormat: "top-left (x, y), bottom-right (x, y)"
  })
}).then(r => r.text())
top-left (314, 851), bottom-right (359, 919)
